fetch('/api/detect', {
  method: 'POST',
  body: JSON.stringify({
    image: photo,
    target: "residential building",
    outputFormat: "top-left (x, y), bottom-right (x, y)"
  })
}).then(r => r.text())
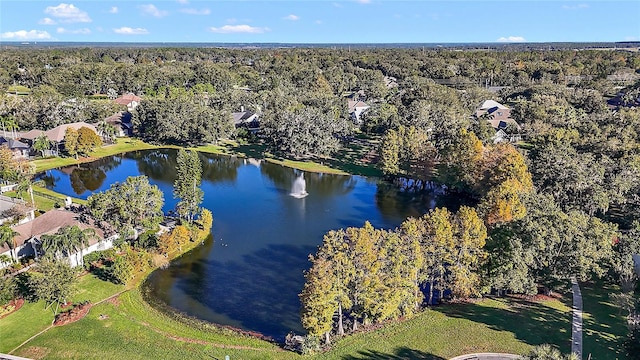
top-left (232, 107), bottom-right (260, 131)
top-left (0, 137), bottom-right (30, 159)
top-left (114, 93), bottom-right (142, 112)
top-left (104, 112), bottom-right (133, 137)
top-left (0, 208), bottom-right (115, 269)
top-left (18, 122), bottom-right (99, 156)
top-left (473, 100), bottom-right (521, 143)
top-left (348, 100), bottom-right (370, 124)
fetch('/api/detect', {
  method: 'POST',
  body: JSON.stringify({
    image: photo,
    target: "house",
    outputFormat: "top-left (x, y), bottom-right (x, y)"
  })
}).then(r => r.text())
top-left (348, 100), bottom-right (370, 124)
top-left (114, 93), bottom-right (142, 112)
top-left (19, 122), bottom-right (99, 156)
top-left (104, 112), bottom-right (133, 137)
top-left (473, 100), bottom-right (521, 143)
top-left (607, 91), bottom-right (640, 110)
top-left (0, 137), bottom-right (30, 159)
top-left (0, 208), bottom-right (115, 269)
top-left (0, 195), bottom-right (34, 226)
top-left (231, 107), bottom-right (260, 131)
top-left (384, 76), bottom-right (398, 89)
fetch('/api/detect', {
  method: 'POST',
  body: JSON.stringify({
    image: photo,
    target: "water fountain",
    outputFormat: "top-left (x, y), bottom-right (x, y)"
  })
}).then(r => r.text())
top-left (290, 173), bottom-right (308, 198)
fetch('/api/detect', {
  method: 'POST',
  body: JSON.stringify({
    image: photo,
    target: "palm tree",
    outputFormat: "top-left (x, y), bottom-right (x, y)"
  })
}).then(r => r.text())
top-left (33, 133), bottom-right (52, 158)
top-left (0, 253), bottom-right (13, 268)
top-left (40, 225), bottom-right (96, 266)
top-left (0, 224), bottom-right (19, 261)
top-left (15, 179), bottom-right (35, 209)
top-left (40, 230), bottom-right (69, 261)
top-left (96, 121), bottom-right (114, 144)
top-left (0, 116), bottom-right (19, 139)
top-left (525, 344), bottom-right (576, 360)
top-left (66, 226), bottom-right (96, 266)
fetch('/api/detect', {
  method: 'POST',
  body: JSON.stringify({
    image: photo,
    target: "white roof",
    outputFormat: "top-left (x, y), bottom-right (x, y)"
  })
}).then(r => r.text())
top-left (480, 100), bottom-right (508, 110)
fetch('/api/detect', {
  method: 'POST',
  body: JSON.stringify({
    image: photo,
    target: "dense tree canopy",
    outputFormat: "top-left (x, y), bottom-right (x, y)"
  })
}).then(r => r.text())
top-left (86, 175), bottom-right (164, 239)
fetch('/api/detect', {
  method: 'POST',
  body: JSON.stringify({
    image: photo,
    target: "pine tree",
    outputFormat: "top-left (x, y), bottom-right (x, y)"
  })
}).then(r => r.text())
top-left (174, 149), bottom-right (204, 223)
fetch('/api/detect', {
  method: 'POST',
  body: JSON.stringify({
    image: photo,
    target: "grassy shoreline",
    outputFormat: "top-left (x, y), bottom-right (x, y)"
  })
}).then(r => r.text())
top-left (32, 137), bottom-right (356, 175)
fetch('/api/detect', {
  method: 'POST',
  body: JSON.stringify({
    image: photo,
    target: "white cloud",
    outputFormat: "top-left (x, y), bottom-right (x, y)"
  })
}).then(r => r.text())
top-left (109, 7), bottom-right (118, 14)
top-left (1, 30), bottom-right (52, 40)
top-left (625, 36), bottom-right (639, 41)
top-left (39, 17), bottom-right (57, 25)
top-left (332, 2), bottom-right (343, 8)
top-left (562, 3), bottom-right (589, 10)
top-left (176, 0), bottom-right (189, 4)
top-left (180, 8), bottom-right (211, 15)
top-left (283, 14), bottom-right (299, 21)
top-left (113, 27), bottom-right (149, 35)
top-left (57, 27), bottom-right (91, 34)
top-left (44, 3), bottom-right (91, 23)
top-left (497, 36), bottom-right (526, 42)
top-left (315, 20), bottom-right (323, 25)
top-left (139, 4), bottom-right (168, 18)
top-left (208, 25), bottom-right (269, 34)
top-left (355, 0), bottom-right (371, 4)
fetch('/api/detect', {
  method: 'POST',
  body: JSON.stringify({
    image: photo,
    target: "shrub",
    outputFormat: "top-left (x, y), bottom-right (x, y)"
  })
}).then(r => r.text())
top-left (300, 335), bottom-right (321, 355)
top-left (83, 249), bottom-right (117, 271)
top-left (133, 231), bottom-right (158, 249)
top-left (108, 255), bottom-right (134, 284)
top-left (0, 277), bottom-right (17, 306)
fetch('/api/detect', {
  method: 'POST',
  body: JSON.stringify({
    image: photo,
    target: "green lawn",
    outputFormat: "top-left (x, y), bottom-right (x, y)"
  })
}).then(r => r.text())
top-left (3, 186), bottom-right (85, 212)
top-left (11, 289), bottom-right (294, 360)
top-left (1, 300), bottom-right (54, 354)
top-left (265, 157), bottom-right (348, 175)
top-left (32, 138), bottom-right (166, 172)
top-left (6, 290), bottom-right (574, 360)
top-left (72, 273), bottom-right (125, 304)
top-left (0, 274), bottom-right (124, 354)
top-left (581, 282), bottom-right (629, 360)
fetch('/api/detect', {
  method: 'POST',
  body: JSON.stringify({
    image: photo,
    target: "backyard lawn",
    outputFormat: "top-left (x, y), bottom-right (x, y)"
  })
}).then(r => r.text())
top-left (581, 282), bottom-right (629, 360)
top-left (4, 286), bottom-right (574, 360)
top-left (0, 274), bottom-right (124, 354)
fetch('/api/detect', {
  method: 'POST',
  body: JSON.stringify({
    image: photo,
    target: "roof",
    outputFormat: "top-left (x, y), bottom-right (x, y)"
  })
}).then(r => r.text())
top-left (0, 137), bottom-right (29, 150)
top-left (479, 100), bottom-right (508, 110)
top-left (1, 209), bottom-right (104, 253)
top-left (231, 111), bottom-right (258, 126)
top-left (114, 93), bottom-right (141, 106)
top-left (348, 100), bottom-right (370, 113)
top-left (488, 118), bottom-right (520, 130)
top-left (18, 129), bottom-right (46, 141)
top-left (45, 122), bottom-right (98, 143)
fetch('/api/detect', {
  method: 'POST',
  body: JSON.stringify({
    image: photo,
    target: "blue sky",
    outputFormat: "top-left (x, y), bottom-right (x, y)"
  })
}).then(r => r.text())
top-left (1, 1), bottom-right (638, 43)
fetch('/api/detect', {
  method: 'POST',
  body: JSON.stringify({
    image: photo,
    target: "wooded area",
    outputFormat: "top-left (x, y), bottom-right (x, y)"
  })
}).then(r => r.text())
top-left (0, 46), bottom-right (639, 355)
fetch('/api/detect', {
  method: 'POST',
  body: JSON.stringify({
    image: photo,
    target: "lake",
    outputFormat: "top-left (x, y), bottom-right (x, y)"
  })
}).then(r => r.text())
top-left (38, 149), bottom-right (457, 340)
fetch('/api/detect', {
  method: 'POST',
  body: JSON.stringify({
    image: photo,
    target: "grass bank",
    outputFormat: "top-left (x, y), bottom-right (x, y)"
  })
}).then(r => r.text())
top-left (32, 135), bottom-right (379, 176)
top-left (32, 138), bottom-right (165, 172)
top-left (6, 292), bottom-right (573, 360)
top-left (581, 282), bottom-right (629, 360)
top-left (326, 295), bottom-right (571, 359)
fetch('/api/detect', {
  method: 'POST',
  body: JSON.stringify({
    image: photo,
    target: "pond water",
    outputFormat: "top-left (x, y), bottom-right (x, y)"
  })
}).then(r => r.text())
top-left (37, 149), bottom-right (460, 340)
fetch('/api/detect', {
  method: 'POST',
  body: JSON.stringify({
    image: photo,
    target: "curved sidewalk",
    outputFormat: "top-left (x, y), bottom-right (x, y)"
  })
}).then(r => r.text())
top-left (449, 353), bottom-right (522, 360)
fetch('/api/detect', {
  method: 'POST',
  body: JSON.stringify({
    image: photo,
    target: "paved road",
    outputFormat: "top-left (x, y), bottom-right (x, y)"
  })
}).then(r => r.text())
top-left (571, 276), bottom-right (583, 359)
top-left (449, 353), bottom-right (522, 360)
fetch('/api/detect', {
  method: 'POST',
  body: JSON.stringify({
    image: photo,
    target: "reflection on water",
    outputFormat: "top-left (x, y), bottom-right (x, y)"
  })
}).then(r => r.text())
top-left (38, 149), bottom-right (457, 340)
